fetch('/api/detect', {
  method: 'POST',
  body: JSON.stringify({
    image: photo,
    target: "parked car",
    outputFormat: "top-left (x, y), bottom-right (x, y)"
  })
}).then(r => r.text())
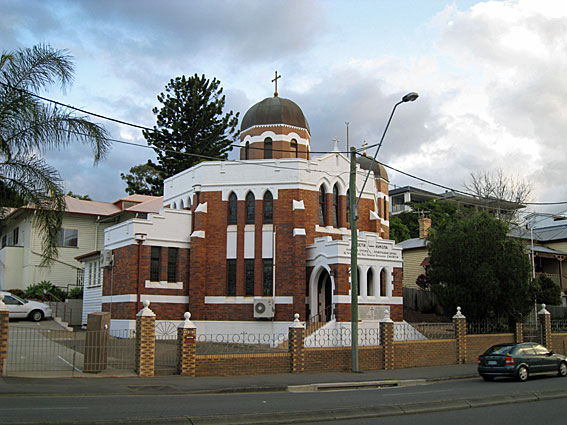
top-left (478, 342), bottom-right (567, 382)
top-left (0, 291), bottom-right (53, 321)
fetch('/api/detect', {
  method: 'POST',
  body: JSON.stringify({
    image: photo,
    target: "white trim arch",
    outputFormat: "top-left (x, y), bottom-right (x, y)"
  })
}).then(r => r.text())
top-left (308, 263), bottom-right (335, 320)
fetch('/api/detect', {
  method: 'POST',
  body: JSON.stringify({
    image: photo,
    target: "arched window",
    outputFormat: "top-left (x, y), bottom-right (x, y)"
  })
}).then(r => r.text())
top-left (245, 141), bottom-right (250, 160)
top-left (263, 191), bottom-right (273, 224)
top-left (246, 192), bottom-right (255, 224)
top-left (346, 189), bottom-right (351, 229)
top-left (228, 192), bottom-right (237, 225)
top-left (264, 137), bottom-right (272, 159)
top-left (380, 268), bottom-right (387, 297)
top-left (319, 186), bottom-right (326, 226)
top-left (332, 184), bottom-right (339, 227)
top-left (291, 139), bottom-right (298, 158)
top-left (367, 268), bottom-right (374, 296)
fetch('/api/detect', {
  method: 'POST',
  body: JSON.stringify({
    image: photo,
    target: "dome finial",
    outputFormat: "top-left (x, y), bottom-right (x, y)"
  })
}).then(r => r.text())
top-left (272, 70), bottom-right (281, 97)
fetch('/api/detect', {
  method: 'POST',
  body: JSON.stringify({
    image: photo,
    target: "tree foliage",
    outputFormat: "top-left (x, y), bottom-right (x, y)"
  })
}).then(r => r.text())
top-left (535, 275), bottom-right (562, 306)
top-left (428, 211), bottom-right (532, 322)
top-left (120, 162), bottom-right (163, 196)
top-left (0, 44), bottom-right (109, 265)
top-left (390, 200), bottom-right (460, 242)
top-left (122, 74), bottom-right (239, 195)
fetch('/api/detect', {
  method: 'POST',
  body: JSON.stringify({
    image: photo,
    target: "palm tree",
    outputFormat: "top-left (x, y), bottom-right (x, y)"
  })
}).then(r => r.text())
top-left (0, 44), bottom-right (110, 265)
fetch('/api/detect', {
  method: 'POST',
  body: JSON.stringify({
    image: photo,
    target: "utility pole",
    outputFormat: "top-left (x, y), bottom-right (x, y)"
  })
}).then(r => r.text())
top-left (349, 146), bottom-right (359, 372)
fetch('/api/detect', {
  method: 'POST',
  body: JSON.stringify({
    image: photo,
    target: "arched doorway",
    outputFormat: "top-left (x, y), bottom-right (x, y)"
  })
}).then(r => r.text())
top-left (317, 270), bottom-right (332, 322)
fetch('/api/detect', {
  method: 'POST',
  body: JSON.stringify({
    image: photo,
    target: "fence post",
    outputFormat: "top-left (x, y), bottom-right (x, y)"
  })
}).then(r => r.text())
top-left (289, 313), bottom-right (305, 373)
top-left (177, 312), bottom-right (197, 376)
top-left (135, 300), bottom-right (156, 377)
top-left (0, 295), bottom-right (9, 376)
top-left (538, 304), bottom-right (552, 350)
top-left (380, 309), bottom-right (395, 370)
top-left (453, 307), bottom-right (467, 364)
top-left (514, 322), bottom-right (524, 343)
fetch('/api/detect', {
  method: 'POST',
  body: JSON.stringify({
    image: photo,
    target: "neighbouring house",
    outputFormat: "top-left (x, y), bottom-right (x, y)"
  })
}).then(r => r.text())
top-left (96, 89), bottom-right (403, 334)
top-left (0, 194), bottom-right (161, 298)
top-left (396, 216), bottom-right (431, 290)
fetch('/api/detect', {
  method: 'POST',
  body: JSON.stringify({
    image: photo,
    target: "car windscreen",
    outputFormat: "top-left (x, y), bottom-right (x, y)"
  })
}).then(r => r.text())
top-left (484, 345), bottom-right (515, 355)
top-left (9, 293), bottom-right (28, 304)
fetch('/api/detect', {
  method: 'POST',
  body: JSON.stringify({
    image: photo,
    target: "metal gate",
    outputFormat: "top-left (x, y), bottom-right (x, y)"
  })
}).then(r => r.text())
top-left (522, 318), bottom-right (542, 344)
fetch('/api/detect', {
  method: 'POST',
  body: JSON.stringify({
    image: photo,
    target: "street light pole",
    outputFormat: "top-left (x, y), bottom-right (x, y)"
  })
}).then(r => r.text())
top-left (349, 92), bottom-right (418, 372)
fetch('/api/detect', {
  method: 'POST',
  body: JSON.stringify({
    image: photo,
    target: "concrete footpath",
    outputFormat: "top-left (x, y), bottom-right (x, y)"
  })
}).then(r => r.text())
top-left (2, 364), bottom-right (567, 424)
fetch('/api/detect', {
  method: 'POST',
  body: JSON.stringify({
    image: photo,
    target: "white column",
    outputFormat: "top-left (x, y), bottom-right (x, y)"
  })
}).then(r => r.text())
top-left (359, 265), bottom-right (368, 298)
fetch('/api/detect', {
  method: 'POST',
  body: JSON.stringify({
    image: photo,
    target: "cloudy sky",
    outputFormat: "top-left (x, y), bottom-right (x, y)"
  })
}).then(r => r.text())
top-left (2, 0), bottom-right (566, 216)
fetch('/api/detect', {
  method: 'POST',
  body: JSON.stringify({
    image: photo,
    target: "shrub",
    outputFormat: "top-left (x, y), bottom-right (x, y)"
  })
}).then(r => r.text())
top-left (68, 287), bottom-right (83, 299)
top-left (24, 281), bottom-right (67, 301)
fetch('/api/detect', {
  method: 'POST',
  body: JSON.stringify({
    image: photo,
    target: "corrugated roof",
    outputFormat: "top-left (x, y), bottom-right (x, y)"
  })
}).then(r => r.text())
top-left (114, 194), bottom-right (161, 204)
top-left (64, 196), bottom-right (120, 216)
top-left (396, 238), bottom-right (428, 250)
top-left (510, 224), bottom-right (567, 242)
top-left (125, 196), bottom-right (164, 213)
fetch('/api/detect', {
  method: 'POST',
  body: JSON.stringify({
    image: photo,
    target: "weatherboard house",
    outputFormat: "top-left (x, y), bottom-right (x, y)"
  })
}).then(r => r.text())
top-left (100, 90), bottom-right (403, 334)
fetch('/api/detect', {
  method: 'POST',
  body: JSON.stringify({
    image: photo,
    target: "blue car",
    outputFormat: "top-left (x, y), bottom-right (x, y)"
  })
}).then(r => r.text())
top-left (478, 342), bottom-right (567, 382)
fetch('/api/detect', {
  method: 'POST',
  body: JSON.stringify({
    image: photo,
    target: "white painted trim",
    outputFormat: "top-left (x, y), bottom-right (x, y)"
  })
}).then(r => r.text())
top-left (204, 296), bottom-right (293, 304)
top-left (334, 295), bottom-right (403, 305)
top-left (144, 280), bottom-right (183, 290)
top-left (293, 228), bottom-right (306, 237)
top-left (103, 294), bottom-right (136, 303)
top-left (292, 200), bottom-right (305, 211)
top-left (315, 225), bottom-right (346, 235)
top-left (195, 202), bottom-right (207, 213)
top-left (191, 230), bottom-right (205, 239)
top-left (369, 210), bottom-right (379, 221)
top-left (141, 295), bottom-right (189, 304)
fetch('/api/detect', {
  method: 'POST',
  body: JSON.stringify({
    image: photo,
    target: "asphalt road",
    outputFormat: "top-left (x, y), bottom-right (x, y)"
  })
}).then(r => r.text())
top-left (1, 373), bottom-right (566, 424)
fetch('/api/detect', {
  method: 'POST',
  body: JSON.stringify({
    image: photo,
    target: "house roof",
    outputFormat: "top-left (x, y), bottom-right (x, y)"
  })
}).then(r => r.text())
top-left (124, 196), bottom-right (163, 213)
top-left (528, 245), bottom-right (567, 256)
top-left (64, 196), bottom-right (121, 216)
top-left (509, 224), bottom-right (567, 243)
top-left (396, 237), bottom-right (428, 250)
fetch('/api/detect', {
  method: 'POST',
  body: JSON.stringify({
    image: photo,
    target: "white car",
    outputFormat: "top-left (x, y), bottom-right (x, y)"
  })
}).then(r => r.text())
top-left (1, 291), bottom-right (53, 321)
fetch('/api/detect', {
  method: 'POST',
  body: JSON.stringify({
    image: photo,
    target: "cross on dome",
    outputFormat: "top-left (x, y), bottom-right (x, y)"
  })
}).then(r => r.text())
top-left (272, 71), bottom-right (281, 97)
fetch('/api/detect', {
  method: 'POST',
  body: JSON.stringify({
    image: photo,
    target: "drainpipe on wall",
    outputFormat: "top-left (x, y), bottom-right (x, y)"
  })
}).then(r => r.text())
top-left (135, 233), bottom-right (147, 313)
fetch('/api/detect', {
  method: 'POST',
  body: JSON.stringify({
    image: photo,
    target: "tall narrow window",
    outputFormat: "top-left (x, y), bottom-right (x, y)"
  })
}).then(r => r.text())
top-left (245, 259), bottom-right (254, 296)
top-left (319, 186), bottom-right (326, 226)
top-left (380, 268), bottom-right (387, 297)
top-left (333, 184), bottom-right (339, 227)
top-left (167, 248), bottom-right (178, 282)
top-left (291, 139), bottom-right (298, 158)
top-left (367, 268), bottom-right (374, 296)
top-left (58, 228), bottom-right (78, 247)
top-left (264, 137), bottom-right (272, 159)
top-left (246, 192), bottom-right (255, 224)
top-left (245, 141), bottom-right (250, 160)
top-left (12, 227), bottom-right (18, 245)
top-left (227, 259), bottom-right (236, 296)
top-left (346, 189), bottom-right (351, 229)
top-left (150, 246), bottom-right (160, 281)
top-left (263, 191), bottom-right (273, 223)
top-left (228, 192), bottom-right (237, 225)
top-left (263, 259), bottom-right (273, 296)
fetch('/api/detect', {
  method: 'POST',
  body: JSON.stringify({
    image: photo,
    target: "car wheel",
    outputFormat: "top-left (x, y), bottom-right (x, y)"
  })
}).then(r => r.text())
top-left (558, 362), bottom-right (567, 377)
top-left (517, 366), bottom-right (529, 382)
top-left (29, 310), bottom-right (44, 322)
top-left (481, 375), bottom-right (494, 382)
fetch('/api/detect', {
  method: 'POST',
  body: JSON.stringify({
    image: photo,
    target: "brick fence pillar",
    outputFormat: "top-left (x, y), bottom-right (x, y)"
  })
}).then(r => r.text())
top-left (538, 304), bottom-right (552, 350)
top-left (380, 309), bottom-right (394, 370)
top-left (177, 312), bottom-right (197, 376)
top-left (135, 300), bottom-right (156, 377)
top-left (289, 313), bottom-right (305, 373)
top-left (0, 295), bottom-right (9, 376)
top-left (453, 307), bottom-right (467, 364)
top-left (515, 322), bottom-right (524, 343)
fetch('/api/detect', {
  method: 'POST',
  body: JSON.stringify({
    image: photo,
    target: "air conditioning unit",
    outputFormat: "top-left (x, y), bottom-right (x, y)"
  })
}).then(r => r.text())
top-left (100, 249), bottom-right (114, 268)
top-left (253, 299), bottom-right (275, 319)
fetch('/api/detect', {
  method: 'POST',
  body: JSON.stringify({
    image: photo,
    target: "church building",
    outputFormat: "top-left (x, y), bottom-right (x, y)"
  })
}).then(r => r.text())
top-left (100, 82), bottom-right (403, 335)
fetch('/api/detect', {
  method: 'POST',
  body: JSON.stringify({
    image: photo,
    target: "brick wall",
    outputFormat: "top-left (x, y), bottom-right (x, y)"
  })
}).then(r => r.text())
top-left (196, 353), bottom-right (290, 376)
top-left (394, 340), bottom-right (457, 369)
top-left (552, 333), bottom-right (567, 355)
top-left (466, 333), bottom-right (514, 364)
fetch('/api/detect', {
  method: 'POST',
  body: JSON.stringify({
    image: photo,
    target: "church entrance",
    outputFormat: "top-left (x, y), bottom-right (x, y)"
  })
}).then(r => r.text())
top-left (317, 269), bottom-right (332, 322)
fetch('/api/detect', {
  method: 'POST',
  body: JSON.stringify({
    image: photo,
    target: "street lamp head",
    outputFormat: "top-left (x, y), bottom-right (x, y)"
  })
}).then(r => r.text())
top-left (402, 92), bottom-right (419, 103)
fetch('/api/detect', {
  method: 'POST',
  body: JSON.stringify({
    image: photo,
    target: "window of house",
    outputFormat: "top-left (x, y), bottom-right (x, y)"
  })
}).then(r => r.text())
top-left (245, 141), bottom-right (250, 160)
top-left (264, 137), bottom-right (272, 159)
top-left (245, 259), bottom-right (254, 296)
top-left (319, 186), bottom-right (326, 226)
top-left (291, 139), bottom-right (298, 158)
top-left (227, 259), bottom-right (236, 296)
top-left (246, 192), bottom-right (255, 224)
top-left (380, 268), bottom-right (387, 296)
top-left (168, 247), bottom-right (178, 282)
top-left (58, 228), bottom-right (78, 247)
top-left (367, 268), bottom-right (374, 296)
top-left (263, 259), bottom-right (273, 296)
top-left (263, 191), bottom-right (273, 223)
top-left (228, 192), bottom-right (237, 225)
top-left (12, 227), bottom-right (18, 245)
top-left (150, 246), bottom-right (161, 281)
top-left (333, 184), bottom-right (339, 227)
